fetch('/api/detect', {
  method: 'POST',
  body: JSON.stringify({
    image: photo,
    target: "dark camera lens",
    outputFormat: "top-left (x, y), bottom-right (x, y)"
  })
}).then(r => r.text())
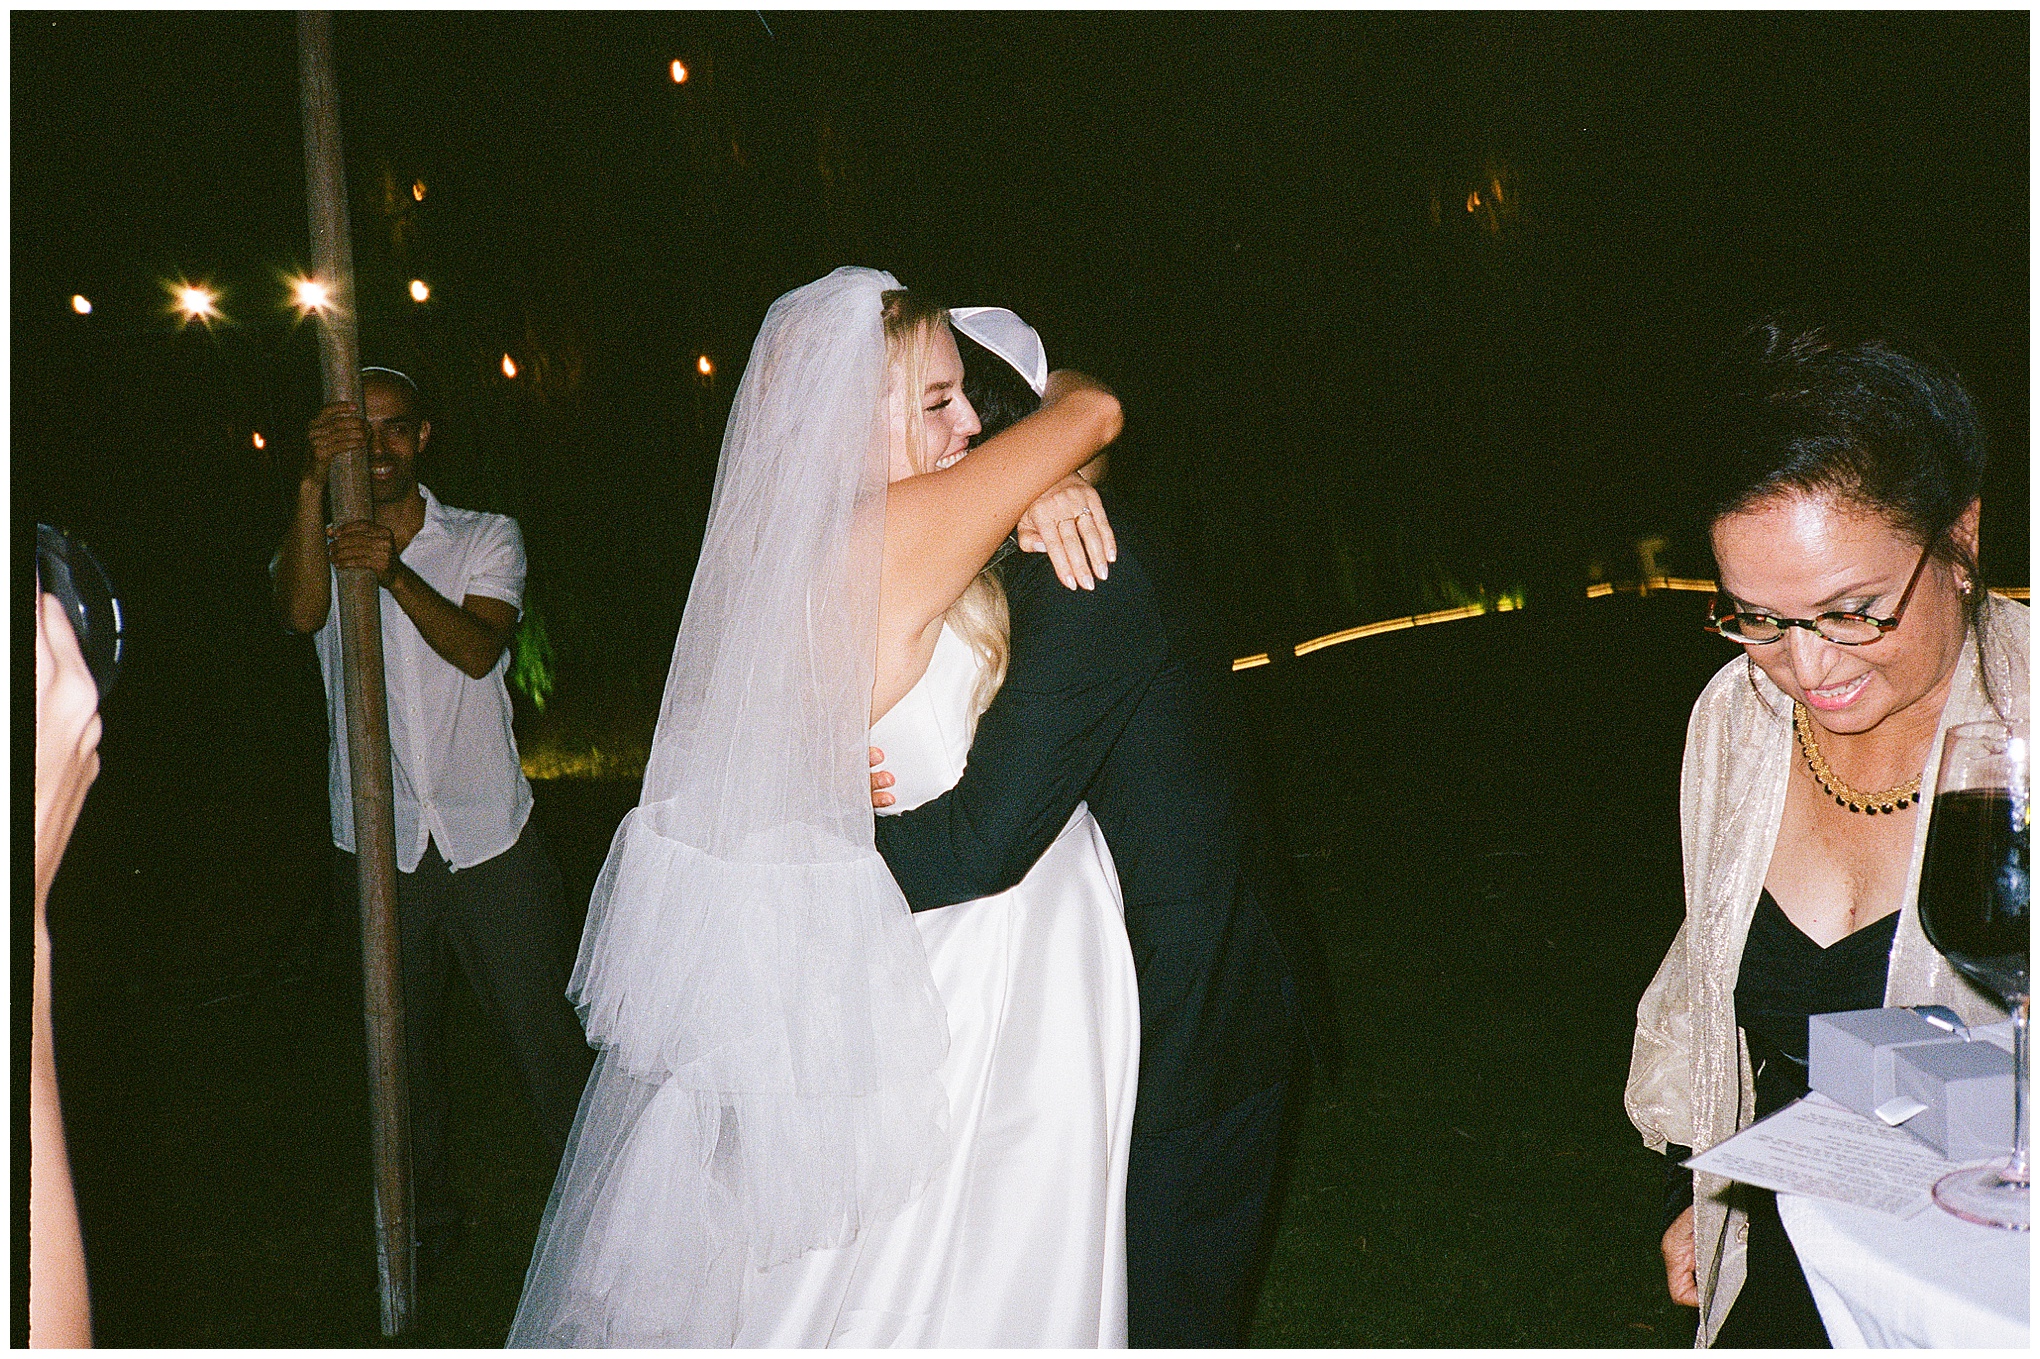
top-left (36, 524), bottom-right (124, 701)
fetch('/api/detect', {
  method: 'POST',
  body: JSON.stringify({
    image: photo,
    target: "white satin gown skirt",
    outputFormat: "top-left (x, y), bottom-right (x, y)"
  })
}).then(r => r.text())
top-left (508, 625), bottom-right (1139, 1348)
top-left (734, 626), bottom-right (1140, 1347)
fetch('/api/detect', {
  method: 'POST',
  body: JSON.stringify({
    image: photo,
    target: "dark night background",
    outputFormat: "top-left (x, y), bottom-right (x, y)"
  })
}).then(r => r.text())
top-left (14, 10), bottom-right (2028, 1347)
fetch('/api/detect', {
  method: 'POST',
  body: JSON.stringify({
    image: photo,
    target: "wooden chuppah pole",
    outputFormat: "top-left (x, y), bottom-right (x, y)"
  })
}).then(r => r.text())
top-left (296, 10), bottom-right (416, 1336)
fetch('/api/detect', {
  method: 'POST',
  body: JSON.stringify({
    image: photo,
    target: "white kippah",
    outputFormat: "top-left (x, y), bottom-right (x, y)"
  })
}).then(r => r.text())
top-left (949, 307), bottom-right (1048, 397)
top-left (360, 365), bottom-right (418, 392)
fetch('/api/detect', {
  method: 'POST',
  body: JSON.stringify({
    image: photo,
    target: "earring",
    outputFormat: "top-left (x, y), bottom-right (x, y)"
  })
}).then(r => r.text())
top-left (1958, 577), bottom-right (1975, 598)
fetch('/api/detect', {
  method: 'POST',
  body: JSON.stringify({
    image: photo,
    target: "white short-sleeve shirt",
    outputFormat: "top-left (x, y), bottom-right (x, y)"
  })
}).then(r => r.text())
top-left (311, 485), bottom-right (535, 872)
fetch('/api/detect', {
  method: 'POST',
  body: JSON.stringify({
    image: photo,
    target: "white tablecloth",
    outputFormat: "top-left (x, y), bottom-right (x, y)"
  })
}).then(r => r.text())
top-left (1778, 1190), bottom-right (2029, 1348)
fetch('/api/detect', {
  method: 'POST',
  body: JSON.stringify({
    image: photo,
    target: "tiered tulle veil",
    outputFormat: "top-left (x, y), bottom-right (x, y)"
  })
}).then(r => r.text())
top-left (508, 267), bottom-right (951, 1347)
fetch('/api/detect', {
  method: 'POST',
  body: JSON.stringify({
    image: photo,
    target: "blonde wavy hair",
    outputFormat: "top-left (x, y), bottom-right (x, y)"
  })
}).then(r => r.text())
top-left (882, 288), bottom-right (1009, 729)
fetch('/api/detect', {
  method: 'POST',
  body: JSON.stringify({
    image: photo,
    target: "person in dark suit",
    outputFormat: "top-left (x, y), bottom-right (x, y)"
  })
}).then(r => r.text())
top-left (871, 325), bottom-right (1308, 1347)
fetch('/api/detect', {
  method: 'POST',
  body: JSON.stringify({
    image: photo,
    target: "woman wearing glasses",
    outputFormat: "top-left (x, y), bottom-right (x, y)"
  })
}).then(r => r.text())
top-left (1624, 316), bottom-right (2027, 1347)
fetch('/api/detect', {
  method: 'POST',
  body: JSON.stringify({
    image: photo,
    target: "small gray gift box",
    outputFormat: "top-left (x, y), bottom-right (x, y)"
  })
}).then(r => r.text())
top-left (1808, 1007), bottom-right (2018, 1160)
top-left (1807, 1008), bottom-right (1961, 1116)
top-left (1889, 1040), bottom-right (2016, 1162)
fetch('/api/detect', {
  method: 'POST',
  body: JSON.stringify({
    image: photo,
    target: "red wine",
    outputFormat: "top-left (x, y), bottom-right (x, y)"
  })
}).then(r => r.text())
top-left (1919, 787), bottom-right (2030, 999)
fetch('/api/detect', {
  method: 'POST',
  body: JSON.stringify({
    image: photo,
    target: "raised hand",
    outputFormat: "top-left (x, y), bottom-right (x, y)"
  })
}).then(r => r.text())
top-left (305, 401), bottom-right (369, 492)
top-left (35, 594), bottom-right (102, 906)
top-left (31, 591), bottom-right (96, 1347)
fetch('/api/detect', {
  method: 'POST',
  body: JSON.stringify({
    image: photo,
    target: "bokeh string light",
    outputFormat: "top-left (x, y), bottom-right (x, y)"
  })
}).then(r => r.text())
top-left (168, 280), bottom-right (221, 325)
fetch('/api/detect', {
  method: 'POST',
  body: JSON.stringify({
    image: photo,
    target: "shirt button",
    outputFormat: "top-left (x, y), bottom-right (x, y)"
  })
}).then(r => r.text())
top-left (1736, 1219), bottom-right (1749, 1242)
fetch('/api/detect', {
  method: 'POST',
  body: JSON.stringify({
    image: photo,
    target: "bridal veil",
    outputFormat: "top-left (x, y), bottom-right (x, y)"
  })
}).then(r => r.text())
top-left (509, 267), bottom-right (950, 1346)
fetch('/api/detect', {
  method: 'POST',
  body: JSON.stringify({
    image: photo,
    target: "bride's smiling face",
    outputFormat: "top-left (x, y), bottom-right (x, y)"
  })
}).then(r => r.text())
top-left (888, 325), bottom-right (981, 483)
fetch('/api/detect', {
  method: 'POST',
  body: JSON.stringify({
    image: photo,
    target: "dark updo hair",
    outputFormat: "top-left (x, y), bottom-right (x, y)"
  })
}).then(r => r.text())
top-left (955, 329), bottom-right (1043, 446)
top-left (1700, 313), bottom-right (1989, 637)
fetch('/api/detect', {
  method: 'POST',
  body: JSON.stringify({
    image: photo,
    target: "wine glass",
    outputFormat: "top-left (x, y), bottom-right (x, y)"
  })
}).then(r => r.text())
top-left (1916, 720), bottom-right (2029, 1231)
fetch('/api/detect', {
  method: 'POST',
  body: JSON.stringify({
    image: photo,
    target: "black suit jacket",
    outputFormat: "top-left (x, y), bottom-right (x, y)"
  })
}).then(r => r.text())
top-left (874, 498), bottom-right (1303, 1135)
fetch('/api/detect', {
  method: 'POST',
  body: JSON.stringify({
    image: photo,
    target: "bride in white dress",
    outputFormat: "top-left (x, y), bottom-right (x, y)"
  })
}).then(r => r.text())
top-left (738, 623), bottom-right (1139, 1347)
top-left (508, 269), bottom-right (1138, 1348)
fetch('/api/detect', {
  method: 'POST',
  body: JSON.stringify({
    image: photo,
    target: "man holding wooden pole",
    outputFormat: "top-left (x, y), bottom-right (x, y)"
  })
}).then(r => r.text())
top-left (273, 369), bottom-right (593, 1284)
top-left (293, 11), bottom-right (415, 1332)
top-left (290, 20), bottom-right (588, 1333)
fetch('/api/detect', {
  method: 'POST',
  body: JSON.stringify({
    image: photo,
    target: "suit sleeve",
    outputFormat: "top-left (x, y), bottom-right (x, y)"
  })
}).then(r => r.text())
top-left (873, 553), bottom-right (1165, 910)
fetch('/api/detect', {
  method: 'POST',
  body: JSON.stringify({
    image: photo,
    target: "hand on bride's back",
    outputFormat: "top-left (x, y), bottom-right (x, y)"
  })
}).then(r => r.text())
top-left (870, 746), bottom-right (896, 809)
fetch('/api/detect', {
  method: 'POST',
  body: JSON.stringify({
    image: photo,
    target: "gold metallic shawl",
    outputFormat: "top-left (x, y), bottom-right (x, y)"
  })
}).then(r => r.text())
top-left (1626, 594), bottom-right (2027, 1345)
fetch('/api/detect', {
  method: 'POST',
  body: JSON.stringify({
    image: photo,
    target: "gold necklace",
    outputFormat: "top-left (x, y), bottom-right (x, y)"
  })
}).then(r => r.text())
top-left (1792, 703), bottom-right (1922, 815)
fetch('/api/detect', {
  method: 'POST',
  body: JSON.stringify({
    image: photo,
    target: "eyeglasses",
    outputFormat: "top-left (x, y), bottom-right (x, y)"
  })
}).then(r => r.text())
top-left (1705, 544), bottom-right (1933, 647)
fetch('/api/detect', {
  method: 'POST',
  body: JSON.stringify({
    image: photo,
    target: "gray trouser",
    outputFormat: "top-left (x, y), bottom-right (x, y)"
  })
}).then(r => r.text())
top-left (333, 824), bottom-right (592, 1231)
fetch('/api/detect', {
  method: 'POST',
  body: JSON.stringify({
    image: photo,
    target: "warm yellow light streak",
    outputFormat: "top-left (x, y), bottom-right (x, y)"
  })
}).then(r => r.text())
top-left (1294, 602), bottom-right (1487, 658)
top-left (1229, 568), bottom-right (2019, 676)
top-left (71, 294), bottom-right (92, 315)
top-left (409, 279), bottom-right (430, 303)
top-left (1586, 577), bottom-right (1717, 600)
top-left (671, 60), bottom-right (688, 83)
top-left (412, 180), bottom-right (426, 202)
top-left (501, 353), bottom-right (519, 379)
top-left (1298, 617), bottom-right (1414, 654)
top-left (697, 354), bottom-right (714, 376)
top-left (252, 432), bottom-right (266, 450)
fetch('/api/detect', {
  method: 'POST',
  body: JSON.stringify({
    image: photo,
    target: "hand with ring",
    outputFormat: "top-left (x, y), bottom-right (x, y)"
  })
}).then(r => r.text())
top-left (1017, 473), bottom-right (1117, 590)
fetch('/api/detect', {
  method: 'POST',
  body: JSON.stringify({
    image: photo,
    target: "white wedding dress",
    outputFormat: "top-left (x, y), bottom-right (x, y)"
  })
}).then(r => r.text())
top-left (732, 623), bottom-right (1140, 1348)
